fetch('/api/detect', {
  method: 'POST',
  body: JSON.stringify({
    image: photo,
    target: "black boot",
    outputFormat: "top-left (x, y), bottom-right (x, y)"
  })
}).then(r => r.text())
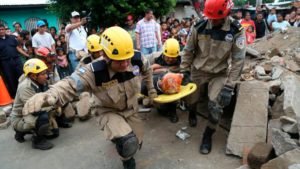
top-left (56, 116), bottom-right (72, 128)
top-left (199, 127), bottom-right (215, 154)
top-left (123, 157), bottom-right (136, 169)
top-left (44, 128), bottom-right (60, 139)
top-left (188, 111), bottom-right (197, 127)
top-left (32, 135), bottom-right (54, 150)
top-left (14, 131), bottom-right (26, 143)
top-left (169, 111), bottom-right (179, 123)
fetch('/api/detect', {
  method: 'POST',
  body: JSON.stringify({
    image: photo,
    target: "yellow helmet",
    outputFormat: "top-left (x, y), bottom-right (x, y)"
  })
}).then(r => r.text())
top-left (163, 38), bottom-right (180, 58)
top-left (23, 58), bottom-right (48, 76)
top-left (87, 34), bottom-right (102, 52)
top-left (100, 26), bottom-right (134, 60)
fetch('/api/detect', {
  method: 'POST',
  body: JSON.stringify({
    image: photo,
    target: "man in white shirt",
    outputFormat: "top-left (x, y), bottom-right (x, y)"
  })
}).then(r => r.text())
top-left (65, 11), bottom-right (88, 71)
top-left (32, 20), bottom-right (55, 55)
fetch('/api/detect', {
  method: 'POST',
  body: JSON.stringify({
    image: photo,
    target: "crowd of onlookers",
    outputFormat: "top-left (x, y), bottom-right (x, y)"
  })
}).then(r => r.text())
top-left (233, 6), bottom-right (300, 44)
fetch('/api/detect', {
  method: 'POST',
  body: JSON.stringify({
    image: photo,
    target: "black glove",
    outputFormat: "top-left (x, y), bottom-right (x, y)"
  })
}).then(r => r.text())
top-left (182, 71), bottom-right (191, 85)
top-left (217, 85), bottom-right (234, 107)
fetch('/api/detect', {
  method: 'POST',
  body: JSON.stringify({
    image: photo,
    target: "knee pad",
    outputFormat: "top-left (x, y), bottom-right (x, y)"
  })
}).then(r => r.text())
top-left (35, 111), bottom-right (50, 134)
top-left (208, 101), bottom-right (223, 124)
top-left (115, 132), bottom-right (139, 158)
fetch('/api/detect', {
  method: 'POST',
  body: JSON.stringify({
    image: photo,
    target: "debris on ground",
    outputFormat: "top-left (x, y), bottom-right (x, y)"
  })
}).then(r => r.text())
top-left (176, 129), bottom-right (191, 141)
top-left (227, 27), bottom-right (300, 167)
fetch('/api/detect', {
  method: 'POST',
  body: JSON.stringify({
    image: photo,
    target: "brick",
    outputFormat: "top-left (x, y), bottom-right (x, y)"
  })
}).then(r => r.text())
top-left (247, 142), bottom-right (274, 169)
top-left (226, 81), bottom-right (269, 157)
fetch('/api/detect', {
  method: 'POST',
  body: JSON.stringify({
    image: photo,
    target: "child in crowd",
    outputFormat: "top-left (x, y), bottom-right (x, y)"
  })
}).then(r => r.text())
top-left (246, 26), bottom-right (256, 44)
top-left (56, 47), bottom-right (72, 79)
top-left (161, 22), bottom-right (170, 44)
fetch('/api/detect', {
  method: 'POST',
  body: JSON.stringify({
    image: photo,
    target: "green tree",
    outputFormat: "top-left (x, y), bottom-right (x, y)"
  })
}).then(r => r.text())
top-left (48, 0), bottom-right (177, 27)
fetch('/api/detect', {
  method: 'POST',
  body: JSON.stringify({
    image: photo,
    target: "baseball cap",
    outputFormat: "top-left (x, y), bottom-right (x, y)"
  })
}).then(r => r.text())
top-left (37, 20), bottom-right (46, 27)
top-left (127, 15), bottom-right (134, 21)
top-left (71, 11), bottom-right (80, 17)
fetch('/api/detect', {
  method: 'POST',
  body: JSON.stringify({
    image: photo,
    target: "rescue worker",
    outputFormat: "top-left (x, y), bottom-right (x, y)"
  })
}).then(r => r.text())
top-left (76, 34), bottom-right (103, 120)
top-left (181, 0), bottom-right (245, 154)
top-left (143, 38), bottom-right (182, 123)
top-left (10, 58), bottom-right (53, 150)
top-left (22, 26), bottom-right (157, 169)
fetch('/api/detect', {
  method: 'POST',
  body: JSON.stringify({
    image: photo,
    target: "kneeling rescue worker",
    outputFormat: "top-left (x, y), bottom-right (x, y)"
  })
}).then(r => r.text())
top-left (22, 26), bottom-right (157, 169)
top-left (181, 0), bottom-right (246, 154)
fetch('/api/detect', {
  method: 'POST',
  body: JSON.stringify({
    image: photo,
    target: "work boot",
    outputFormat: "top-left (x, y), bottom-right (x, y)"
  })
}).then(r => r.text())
top-left (188, 111), bottom-right (197, 127)
top-left (123, 157), bottom-right (136, 169)
top-left (199, 127), bottom-right (216, 154)
top-left (32, 135), bottom-right (54, 150)
top-left (56, 116), bottom-right (72, 128)
top-left (14, 131), bottom-right (26, 143)
top-left (169, 111), bottom-right (179, 123)
top-left (44, 128), bottom-right (59, 139)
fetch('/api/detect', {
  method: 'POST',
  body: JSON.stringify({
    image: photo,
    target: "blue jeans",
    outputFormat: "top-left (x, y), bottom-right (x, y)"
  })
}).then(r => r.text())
top-left (68, 51), bottom-right (79, 73)
top-left (141, 46), bottom-right (157, 55)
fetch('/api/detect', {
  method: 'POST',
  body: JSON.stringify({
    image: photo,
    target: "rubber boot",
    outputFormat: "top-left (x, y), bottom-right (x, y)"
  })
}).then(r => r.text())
top-left (188, 111), bottom-right (197, 127)
top-left (199, 126), bottom-right (216, 154)
top-left (14, 130), bottom-right (26, 143)
top-left (169, 111), bottom-right (179, 123)
top-left (32, 135), bottom-right (54, 150)
top-left (123, 157), bottom-right (136, 169)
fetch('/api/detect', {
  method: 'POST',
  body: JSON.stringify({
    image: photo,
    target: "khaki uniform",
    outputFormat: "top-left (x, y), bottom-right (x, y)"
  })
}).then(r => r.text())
top-left (181, 17), bottom-right (246, 126)
top-left (40, 52), bottom-right (154, 143)
top-left (11, 78), bottom-right (48, 132)
top-left (147, 51), bottom-right (181, 73)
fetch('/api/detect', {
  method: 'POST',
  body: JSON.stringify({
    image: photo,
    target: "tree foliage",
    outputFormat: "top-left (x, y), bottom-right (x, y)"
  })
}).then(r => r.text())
top-left (48, 0), bottom-right (177, 27)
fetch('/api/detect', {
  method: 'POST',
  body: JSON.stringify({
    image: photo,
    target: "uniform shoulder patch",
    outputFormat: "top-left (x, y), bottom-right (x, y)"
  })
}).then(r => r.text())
top-left (195, 19), bottom-right (208, 33)
top-left (235, 36), bottom-right (245, 49)
top-left (131, 51), bottom-right (143, 70)
top-left (82, 56), bottom-right (93, 64)
top-left (91, 60), bottom-right (107, 72)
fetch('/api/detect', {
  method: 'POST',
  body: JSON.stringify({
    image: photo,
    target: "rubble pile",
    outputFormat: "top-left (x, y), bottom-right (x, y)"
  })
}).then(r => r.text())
top-left (231, 27), bottom-right (300, 169)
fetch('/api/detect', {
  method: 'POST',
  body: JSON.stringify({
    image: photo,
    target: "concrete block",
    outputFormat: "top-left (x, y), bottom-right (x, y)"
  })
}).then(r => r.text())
top-left (247, 142), bottom-right (274, 169)
top-left (281, 75), bottom-right (300, 118)
top-left (261, 148), bottom-right (300, 169)
top-left (226, 81), bottom-right (269, 157)
top-left (280, 116), bottom-right (298, 134)
top-left (267, 119), bottom-right (282, 144)
top-left (271, 129), bottom-right (298, 156)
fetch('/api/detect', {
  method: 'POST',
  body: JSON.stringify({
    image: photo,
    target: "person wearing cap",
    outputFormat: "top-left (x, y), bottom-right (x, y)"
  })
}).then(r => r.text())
top-left (142, 38), bottom-right (183, 123)
top-left (10, 58), bottom-right (54, 150)
top-left (32, 20), bottom-right (56, 55)
top-left (65, 11), bottom-right (88, 72)
top-left (181, 0), bottom-right (245, 154)
top-left (125, 15), bottom-right (137, 49)
top-left (22, 26), bottom-right (156, 169)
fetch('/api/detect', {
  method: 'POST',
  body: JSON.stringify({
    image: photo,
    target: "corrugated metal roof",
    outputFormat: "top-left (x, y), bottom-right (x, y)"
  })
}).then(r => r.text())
top-left (0, 0), bottom-right (49, 6)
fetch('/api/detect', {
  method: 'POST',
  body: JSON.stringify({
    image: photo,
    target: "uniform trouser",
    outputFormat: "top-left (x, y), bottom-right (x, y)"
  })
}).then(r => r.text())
top-left (0, 57), bottom-right (23, 98)
top-left (157, 102), bottom-right (177, 116)
top-left (98, 112), bottom-right (144, 145)
top-left (12, 111), bottom-right (49, 133)
top-left (185, 70), bottom-right (227, 130)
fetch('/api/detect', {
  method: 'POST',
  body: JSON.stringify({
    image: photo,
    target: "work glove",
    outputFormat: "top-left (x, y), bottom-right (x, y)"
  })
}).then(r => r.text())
top-left (217, 85), bottom-right (234, 107)
top-left (181, 71), bottom-right (191, 85)
top-left (22, 93), bottom-right (57, 116)
top-left (143, 88), bottom-right (158, 107)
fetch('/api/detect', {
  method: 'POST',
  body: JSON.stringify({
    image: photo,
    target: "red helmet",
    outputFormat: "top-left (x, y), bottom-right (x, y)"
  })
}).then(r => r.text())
top-left (36, 47), bottom-right (51, 58)
top-left (203, 0), bottom-right (234, 19)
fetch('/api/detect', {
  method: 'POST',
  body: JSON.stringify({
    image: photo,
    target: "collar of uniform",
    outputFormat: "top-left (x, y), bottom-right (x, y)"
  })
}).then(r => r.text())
top-left (107, 63), bottom-right (132, 79)
top-left (206, 17), bottom-right (231, 31)
top-left (27, 77), bottom-right (40, 90)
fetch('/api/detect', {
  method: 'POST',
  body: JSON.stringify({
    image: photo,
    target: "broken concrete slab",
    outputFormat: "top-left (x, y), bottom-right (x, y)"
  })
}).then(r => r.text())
top-left (271, 129), bottom-right (298, 156)
top-left (271, 66), bottom-right (284, 80)
top-left (247, 142), bottom-right (274, 169)
top-left (281, 75), bottom-right (300, 118)
top-left (280, 116), bottom-right (298, 134)
top-left (226, 81), bottom-right (269, 157)
top-left (261, 148), bottom-right (300, 169)
top-left (246, 47), bottom-right (261, 58)
top-left (267, 119), bottom-right (282, 144)
top-left (270, 94), bottom-right (284, 119)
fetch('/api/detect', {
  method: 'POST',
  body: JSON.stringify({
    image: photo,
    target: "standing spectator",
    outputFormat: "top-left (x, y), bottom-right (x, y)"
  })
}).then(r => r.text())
top-left (25, 40), bottom-right (34, 58)
top-left (13, 22), bottom-right (22, 34)
top-left (124, 14), bottom-right (137, 49)
top-left (267, 7), bottom-right (277, 26)
top-left (241, 12), bottom-right (256, 34)
top-left (4, 25), bottom-right (11, 35)
top-left (58, 34), bottom-right (67, 54)
top-left (245, 26), bottom-right (256, 44)
top-left (294, 14), bottom-right (300, 27)
top-left (65, 11), bottom-right (88, 71)
top-left (235, 10), bottom-right (243, 23)
top-left (172, 19), bottom-right (181, 31)
top-left (0, 24), bottom-right (23, 98)
top-left (16, 32), bottom-right (30, 64)
top-left (255, 12), bottom-right (269, 39)
top-left (271, 13), bottom-right (291, 32)
top-left (56, 47), bottom-right (72, 79)
top-left (288, 11), bottom-right (297, 26)
top-left (161, 22), bottom-right (170, 44)
top-left (32, 20), bottom-right (56, 55)
top-left (285, 14), bottom-right (290, 21)
top-left (49, 26), bottom-right (59, 41)
top-left (135, 9), bottom-right (161, 55)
